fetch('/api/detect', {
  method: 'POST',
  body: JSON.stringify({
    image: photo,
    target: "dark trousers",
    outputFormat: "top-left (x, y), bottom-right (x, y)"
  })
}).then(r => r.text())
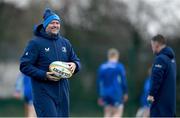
top-left (33, 91), bottom-right (69, 117)
top-left (150, 104), bottom-right (175, 117)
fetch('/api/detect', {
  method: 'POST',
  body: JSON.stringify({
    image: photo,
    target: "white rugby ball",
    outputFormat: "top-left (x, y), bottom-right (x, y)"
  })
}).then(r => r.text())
top-left (49, 61), bottom-right (72, 79)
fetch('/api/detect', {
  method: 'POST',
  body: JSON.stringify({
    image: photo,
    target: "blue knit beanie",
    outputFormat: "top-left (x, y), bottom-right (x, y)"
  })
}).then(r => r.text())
top-left (43, 8), bottom-right (61, 29)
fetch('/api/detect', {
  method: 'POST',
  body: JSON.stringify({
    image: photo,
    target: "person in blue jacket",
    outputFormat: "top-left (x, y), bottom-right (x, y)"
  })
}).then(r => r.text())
top-left (20, 8), bottom-right (81, 117)
top-left (147, 34), bottom-right (176, 117)
top-left (136, 69), bottom-right (151, 117)
top-left (14, 73), bottom-right (36, 117)
top-left (97, 48), bottom-right (128, 117)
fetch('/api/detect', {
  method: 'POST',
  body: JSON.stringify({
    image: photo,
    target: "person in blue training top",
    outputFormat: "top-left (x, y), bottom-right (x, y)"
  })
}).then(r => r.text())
top-left (97, 48), bottom-right (128, 117)
top-left (147, 34), bottom-right (176, 117)
top-left (14, 73), bottom-right (36, 117)
top-left (136, 69), bottom-right (151, 117)
top-left (20, 8), bottom-right (81, 117)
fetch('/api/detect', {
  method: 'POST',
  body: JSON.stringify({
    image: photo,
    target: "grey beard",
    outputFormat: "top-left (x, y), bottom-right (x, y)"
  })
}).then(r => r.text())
top-left (46, 30), bottom-right (59, 36)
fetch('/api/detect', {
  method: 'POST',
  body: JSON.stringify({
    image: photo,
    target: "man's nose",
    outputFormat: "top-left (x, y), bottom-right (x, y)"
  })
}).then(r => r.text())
top-left (53, 24), bottom-right (59, 27)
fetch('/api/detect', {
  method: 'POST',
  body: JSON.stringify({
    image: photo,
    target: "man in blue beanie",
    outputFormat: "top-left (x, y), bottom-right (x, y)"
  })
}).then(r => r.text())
top-left (147, 34), bottom-right (176, 117)
top-left (20, 8), bottom-right (81, 117)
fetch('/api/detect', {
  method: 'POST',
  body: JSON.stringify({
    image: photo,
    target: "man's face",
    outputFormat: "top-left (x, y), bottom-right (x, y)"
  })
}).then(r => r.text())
top-left (151, 40), bottom-right (159, 54)
top-left (46, 20), bottom-right (60, 35)
top-left (108, 55), bottom-right (119, 62)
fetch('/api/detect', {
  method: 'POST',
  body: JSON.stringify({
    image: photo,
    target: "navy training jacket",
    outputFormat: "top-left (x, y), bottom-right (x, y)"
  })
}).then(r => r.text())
top-left (20, 24), bottom-right (81, 117)
top-left (149, 46), bottom-right (176, 117)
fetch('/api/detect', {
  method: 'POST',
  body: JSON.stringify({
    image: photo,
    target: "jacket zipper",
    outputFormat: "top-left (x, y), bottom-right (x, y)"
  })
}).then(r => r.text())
top-left (53, 39), bottom-right (62, 104)
top-left (53, 40), bottom-right (59, 60)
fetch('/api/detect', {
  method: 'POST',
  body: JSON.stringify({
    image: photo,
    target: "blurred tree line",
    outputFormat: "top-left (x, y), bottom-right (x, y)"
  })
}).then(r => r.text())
top-left (0, 0), bottom-right (179, 116)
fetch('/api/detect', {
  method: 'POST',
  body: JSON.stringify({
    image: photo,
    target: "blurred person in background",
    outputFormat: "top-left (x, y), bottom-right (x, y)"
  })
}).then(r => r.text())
top-left (136, 68), bottom-right (151, 118)
top-left (97, 48), bottom-right (128, 118)
top-left (19, 8), bottom-right (81, 117)
top-left (147, 34), bottom-right (176, 117)
top-left (13, 73), bottom-right (36, 117)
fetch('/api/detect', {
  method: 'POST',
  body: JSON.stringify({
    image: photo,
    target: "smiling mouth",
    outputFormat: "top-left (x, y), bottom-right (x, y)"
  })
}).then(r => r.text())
top-left (51, 28), bottom-right (59, 33)
top-left (51, 27), bottom-right (57, 29)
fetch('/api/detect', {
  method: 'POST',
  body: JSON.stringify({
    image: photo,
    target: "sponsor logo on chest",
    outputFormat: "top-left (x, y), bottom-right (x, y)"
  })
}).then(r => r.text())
top-left (155, 64), bottom-right (162, 68)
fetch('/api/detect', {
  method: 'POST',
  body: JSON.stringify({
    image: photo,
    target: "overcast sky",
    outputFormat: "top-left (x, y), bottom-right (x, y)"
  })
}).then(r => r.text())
top-left (2, 0), bottom-right (31, 8)
top-left (2, 0), bottom-right (180, 37)
top-left (114, 0), bottom-right (180, 37)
